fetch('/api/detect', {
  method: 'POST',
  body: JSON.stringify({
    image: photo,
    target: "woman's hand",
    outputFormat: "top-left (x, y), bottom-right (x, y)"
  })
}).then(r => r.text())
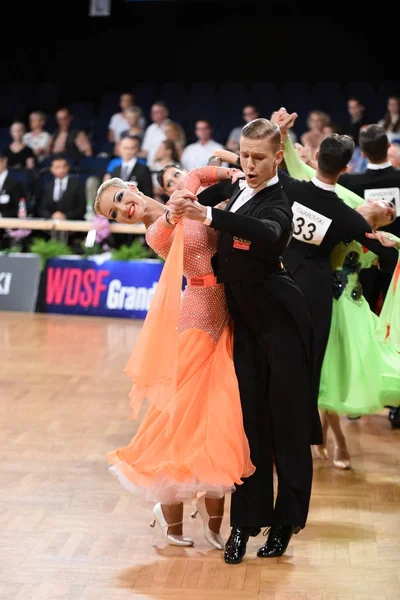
top-left (228, 168), bottom-right (245, 184)
top-left (365, 230), bottom-right (400, 248)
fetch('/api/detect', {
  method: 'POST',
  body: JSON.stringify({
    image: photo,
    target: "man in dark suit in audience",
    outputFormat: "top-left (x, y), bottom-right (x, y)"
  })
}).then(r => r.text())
top-left (110, 135), bottom-right (153, 247)
top-left (38, 154), bottom-right (86, 221)
top-left (0, 152), bottom-right (24, 249)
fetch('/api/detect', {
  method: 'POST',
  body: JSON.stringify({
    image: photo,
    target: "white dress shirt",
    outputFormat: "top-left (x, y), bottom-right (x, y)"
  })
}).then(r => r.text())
top-left (366, 160), bottom-right (392, 170)
top-left (181, 140), bottom-right (225, 171)
top-left (0, 169), bottom-right (8, 192)
top-left (141, 121), bottom-right (170, 168)
top-left (120, 158), bottom-right (137, 181)
top-left (53, 176), bottom-right (68, 201)
top-left (205, 174), bottom-right (279, 223)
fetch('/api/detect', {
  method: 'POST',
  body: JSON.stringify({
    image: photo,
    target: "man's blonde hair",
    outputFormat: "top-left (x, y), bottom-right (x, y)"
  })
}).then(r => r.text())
top-left (94, 177), bottom-right (129, 217)
top-left (241, 118), bottom-right (281, 151)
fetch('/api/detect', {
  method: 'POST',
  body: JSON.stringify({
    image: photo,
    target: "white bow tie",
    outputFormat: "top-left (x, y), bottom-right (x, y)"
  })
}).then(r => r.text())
top-left (238, 178), bottom-right (248, 190)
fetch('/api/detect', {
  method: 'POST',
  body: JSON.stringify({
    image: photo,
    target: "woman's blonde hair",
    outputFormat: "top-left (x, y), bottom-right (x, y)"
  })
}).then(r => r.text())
top-left (94, 177), bottom-right (129, 217)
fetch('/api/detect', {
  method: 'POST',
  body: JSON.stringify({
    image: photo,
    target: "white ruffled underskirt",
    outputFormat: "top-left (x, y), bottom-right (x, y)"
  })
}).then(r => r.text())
top-left (109, 463), bottom-right (236, 505)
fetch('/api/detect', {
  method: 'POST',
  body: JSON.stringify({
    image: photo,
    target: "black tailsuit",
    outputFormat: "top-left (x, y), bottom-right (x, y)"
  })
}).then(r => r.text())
top-left (338, 166), bottom-right (400, 311)
top-left (279, 171), bottom-right (398, 401)
top-left (198, 178), bottom-right (319, 529)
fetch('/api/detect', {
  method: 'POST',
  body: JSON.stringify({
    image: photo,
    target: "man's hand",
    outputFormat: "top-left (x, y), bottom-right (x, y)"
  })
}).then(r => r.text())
top-left (228, 168), bottom-right (245, 184)
top-left (51, 211), bottom-right (66, 220)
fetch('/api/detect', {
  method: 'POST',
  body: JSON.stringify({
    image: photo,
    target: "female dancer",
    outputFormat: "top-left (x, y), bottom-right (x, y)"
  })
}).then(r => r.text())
top-left (94, 166), bottom-right (254, 550)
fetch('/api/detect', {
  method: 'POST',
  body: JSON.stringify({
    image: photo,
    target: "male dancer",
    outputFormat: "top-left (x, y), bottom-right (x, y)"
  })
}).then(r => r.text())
top-left (169, 118), bottom-right (321, 564)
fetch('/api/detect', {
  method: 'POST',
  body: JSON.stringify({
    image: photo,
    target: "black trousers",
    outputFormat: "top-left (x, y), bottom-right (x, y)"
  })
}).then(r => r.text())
top-left (225, 281), bottom-right (314, 529)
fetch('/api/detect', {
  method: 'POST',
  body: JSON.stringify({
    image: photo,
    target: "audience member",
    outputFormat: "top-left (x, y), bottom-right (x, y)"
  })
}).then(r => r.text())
top-left (388, 142), bottom-right (400, 168)
top-left (0, 152), bottom-right (23, 219)
top-left (107, 92), bottom-right (145, 144)
top-left (110, 135), bottom-right (153, 197)
top-left (301, 109), bottom-right (331, 156)
top-left (151, 139), bottom-right (182, 203)
top-left (120, 107), bottom-right (144, 140)
top-left (38, 154), bottom-right (86, 221)
top-left (47, 107), bottom-right (93, 163)
top-left (140, 101), bottom-right (170, 169)
top-left (180, 119), bottom-right (225, 171)
top-left (164, 120), bottom-right (186, 159)
top-left (2, 121), bottom-right (36, 170)
top-left (23, 111), bottom-right (51, 164)
top-left (378, 96), bottom-right (400, 143)
top-left (225, 104), bottom-right (260, 153)
top-left (340, 97), bottom-right (367, 145)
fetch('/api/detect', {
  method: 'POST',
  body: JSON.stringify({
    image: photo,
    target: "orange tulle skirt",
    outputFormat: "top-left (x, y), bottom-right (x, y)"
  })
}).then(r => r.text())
top-left (108, 323), bottom-right (255, 504)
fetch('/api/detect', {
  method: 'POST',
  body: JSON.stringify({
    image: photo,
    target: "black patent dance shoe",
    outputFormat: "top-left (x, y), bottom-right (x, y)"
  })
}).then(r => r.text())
top-left (389, 407), bottom-right (400, 429)
top-left (257, 524), bottom-right (301, 558)
top-left (224, 526), bottom-right (261, 564)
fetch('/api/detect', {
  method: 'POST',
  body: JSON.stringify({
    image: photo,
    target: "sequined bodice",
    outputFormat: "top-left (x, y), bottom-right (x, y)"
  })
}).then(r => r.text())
top-left (146, 218), bottom-right (218, 279)
top-left (331, 240), bottom-right (369, 304)
top-left (146, 216), bottom-right (229, 344)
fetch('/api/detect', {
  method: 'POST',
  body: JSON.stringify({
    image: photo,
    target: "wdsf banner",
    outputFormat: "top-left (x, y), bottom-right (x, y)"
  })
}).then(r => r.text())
top-left (43, 257), bottom-right (164, 319)
top-left (0, 254), bottom-right (41, 312)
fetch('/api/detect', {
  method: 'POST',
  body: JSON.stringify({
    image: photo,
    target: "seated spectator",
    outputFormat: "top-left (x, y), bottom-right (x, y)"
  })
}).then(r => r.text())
top-left (110, 135), bottom-right (153, 197)
top-left (23, 110), bottom-right (51, 164)
top-left (0, 152), bottom-right (24, 249)
top-left (180, 119), bottom-right (225, 171)
top-left (108, 92), bottom-right (145, 144)
top-left (151, 140), bottom-right (182, 203)
top-left (164, 120), bottom-right (186, 160)
top-left (378, 96), bottom-right (400, 143)
top-left (226, 104), bottom-right (260, 153)
top-left (340, 97), bottom-right (367, 145)
top-left (2, 121), bottom-right (36, 170)
top-left (301, 109), bottom-right (331, 156)
top-left (388, 142), bottom-right (400, 168)
top-left (140, 101), bottom-right (171, 169)
top-left (38, 154), bottom-right (86, 221)
top-left (102, 155), bottom-right (122, 182)
top-left (47, 107), bottom-right (93, 164)
top-left (120, 107), bottom-right (144, 140)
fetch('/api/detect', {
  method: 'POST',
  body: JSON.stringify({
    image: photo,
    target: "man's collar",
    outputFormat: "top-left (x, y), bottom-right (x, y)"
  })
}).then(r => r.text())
top-left (311, 176), bottom-right (336, 191)
top-left (238, 174), bottom-right (279, 193)
top-left (367, 161), bottom-right (392, 170)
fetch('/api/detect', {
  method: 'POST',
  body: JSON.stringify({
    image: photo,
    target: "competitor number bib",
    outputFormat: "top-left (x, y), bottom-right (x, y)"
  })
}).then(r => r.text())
top-left (291, 202), bottom-right (332, 246)
top-left (364, 187), bottom-right (400, 216)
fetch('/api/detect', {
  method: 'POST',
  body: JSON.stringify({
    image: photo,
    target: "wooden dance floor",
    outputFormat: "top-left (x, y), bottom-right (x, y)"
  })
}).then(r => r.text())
top-left (1, 312), bottom-right (399, 600)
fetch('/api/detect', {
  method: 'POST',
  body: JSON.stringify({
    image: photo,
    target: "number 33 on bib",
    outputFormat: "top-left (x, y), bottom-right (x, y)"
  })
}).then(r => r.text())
top-left (291, 202), bottom-right (332, 246)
